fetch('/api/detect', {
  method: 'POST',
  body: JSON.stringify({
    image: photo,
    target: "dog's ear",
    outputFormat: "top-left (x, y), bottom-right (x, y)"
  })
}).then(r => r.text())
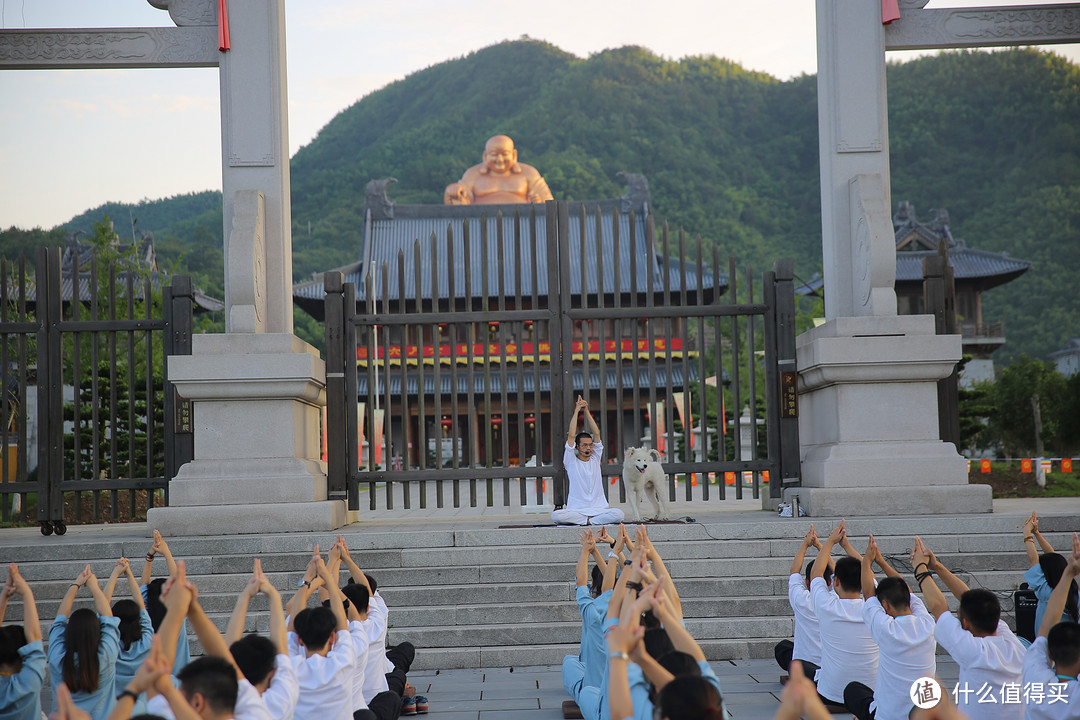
top-left (625, 447), bottom-right (633, 457)
top-left (650, 449), bottom-right (661, 462)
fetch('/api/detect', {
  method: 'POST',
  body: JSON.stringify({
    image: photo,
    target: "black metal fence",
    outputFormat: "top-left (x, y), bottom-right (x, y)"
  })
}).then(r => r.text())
top-left (0, 247), bottom-right (192, 533)
top-left (324, 200), bottom-right (799, 512)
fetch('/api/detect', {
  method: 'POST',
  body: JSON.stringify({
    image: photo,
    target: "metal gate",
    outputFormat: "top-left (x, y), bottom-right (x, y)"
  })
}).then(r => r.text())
top-left (324, 200), bottom-right (798, 511)
top-left (0, 247), bottom-right (193, 533)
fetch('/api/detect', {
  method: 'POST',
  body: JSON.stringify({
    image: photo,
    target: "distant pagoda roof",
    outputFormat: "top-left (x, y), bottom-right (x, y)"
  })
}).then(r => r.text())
top-left (293, 174), bottom-right (728, 320)
top-left (33, 231), bottom-right (225, 313)
top-left (796, 201), bottom-right (1032, 295)
top-left (892, 201), bottom-right (1031, 290)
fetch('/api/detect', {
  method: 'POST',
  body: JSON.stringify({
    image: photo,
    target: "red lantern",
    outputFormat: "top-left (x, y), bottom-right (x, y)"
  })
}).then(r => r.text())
top-left (440, 416), bottom-right (453, 430)
top-left (490, 415), bottom-right (503, 428)
top-left (524, 413), bottom-right (535, 430)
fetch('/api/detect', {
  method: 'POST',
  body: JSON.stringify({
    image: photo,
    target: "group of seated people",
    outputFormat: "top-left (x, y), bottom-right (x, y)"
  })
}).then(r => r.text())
top-left (0, 531), bottom-right (423, 720)
top-left (775, 515), bottom-right (1080, 719)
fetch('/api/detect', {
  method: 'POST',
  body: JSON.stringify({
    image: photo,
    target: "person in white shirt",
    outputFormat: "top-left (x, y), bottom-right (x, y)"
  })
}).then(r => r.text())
top-left (225, 559), bottom-right (299, 720)
top-left (288, 548), bottom-right (365, 720)
top-left (913, 536), bottom-right (1025, 720)
top-left (1023, 531), bottom-right (1080, 720)
top-left (843, 535), bottom-right (936, 720)
top-left (809, 520), bottom-right (879, 706)
top-left (552, 396), bottom-right (624, 526)
top-left (775, 525), bottom-right (831, 681)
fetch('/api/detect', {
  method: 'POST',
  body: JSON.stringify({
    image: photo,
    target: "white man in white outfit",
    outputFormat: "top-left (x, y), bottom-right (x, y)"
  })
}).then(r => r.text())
top-left (551, 396), bottom-right (624, 526)
top-left (913, 536), bottom-right (1025, 720)
top-left (1023, 531), bottom-right (1080, 720)
top-left (842, 534), bottom-right (936, 720)
top-left (809, 520), bottom-right (879, 706)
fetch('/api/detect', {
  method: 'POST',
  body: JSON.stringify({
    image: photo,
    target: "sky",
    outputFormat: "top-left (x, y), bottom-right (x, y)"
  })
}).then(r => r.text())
top-left (0, 0), bottom-right (1077, 231)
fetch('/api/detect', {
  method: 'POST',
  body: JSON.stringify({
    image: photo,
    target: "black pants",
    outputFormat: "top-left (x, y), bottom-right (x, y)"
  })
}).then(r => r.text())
top-left (844, 681), bottom-right (876, 720)
top-left (772, 640), bottom-right (820, 682)
top-left (385, 641), bottom-right (415, 696)
top-left (356, 690), bottom-right (402, 720)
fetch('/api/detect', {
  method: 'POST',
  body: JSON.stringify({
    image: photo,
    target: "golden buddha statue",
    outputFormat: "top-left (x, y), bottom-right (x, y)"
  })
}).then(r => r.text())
top-left (444, 135), bottom-right (553, 205)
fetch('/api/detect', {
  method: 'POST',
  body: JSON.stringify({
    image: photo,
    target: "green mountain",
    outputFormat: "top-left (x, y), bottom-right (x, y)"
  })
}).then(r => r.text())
top-left (8, 40), bottom-right (1079, 363)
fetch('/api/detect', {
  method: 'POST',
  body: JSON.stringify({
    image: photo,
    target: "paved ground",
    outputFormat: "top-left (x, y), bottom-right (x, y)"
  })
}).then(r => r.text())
top-left (408, 657), bottom-right (963, 720)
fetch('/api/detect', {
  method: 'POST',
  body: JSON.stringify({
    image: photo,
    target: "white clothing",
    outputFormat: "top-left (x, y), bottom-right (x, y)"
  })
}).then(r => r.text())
top-left (369, 591), bottom-right (395, 676)
top-left (1022, 636), bottom-right (1080, 720)
top-left (357, 614), bottom-right (390, 703)
top-left (562, 441), bottom-right (610, 515)
top-left (552, 507), bottom-right (625, 526)
top-left (346, 619), bottom-right (373, 710)
top-left (809, 577), bottom-right (880, 703)
top-left (934, 612), bottom-right (1025, 720)
top-left (862, 595), bottom-right (937, 720)
top-left (290, 629), bottom-right (357, 720)
top-left (147, 677), bottom-right (270, 720)
top-left (261, 653), bottom-right (300, 720)
top-left (787, 573), bottom-right (823, 668)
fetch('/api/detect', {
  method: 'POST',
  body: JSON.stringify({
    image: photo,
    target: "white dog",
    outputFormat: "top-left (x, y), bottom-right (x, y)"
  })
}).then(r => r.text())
top-left (622, 446), bottom-right (671, 522)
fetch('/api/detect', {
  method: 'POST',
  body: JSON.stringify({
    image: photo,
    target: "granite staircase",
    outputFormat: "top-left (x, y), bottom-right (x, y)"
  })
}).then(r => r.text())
top-left (0, 511), bottom-right (1074, 671)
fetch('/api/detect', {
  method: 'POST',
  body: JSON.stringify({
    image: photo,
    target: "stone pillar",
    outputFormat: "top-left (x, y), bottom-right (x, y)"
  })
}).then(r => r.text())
top-left (149, 0), bottom-right (344, 534)
top-left (788, 0), bottom-right (991, 515)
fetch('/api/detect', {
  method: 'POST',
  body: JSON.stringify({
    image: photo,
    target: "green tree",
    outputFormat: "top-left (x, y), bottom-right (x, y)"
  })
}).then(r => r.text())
top-left (984, 355), bottom-right (1068, 456)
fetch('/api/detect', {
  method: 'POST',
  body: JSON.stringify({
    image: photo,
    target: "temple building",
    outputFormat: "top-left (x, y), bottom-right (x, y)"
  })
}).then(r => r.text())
top-left (294, 164), bottom-right (726, 469)
top-left (891, 201), bottom-right (1031, 384)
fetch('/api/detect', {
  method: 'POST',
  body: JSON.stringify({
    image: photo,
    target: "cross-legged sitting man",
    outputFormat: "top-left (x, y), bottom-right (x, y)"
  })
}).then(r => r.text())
top-left (810, 520), bottom-right (880, 707)
top-left (552, 396), bottom-right (624, 526)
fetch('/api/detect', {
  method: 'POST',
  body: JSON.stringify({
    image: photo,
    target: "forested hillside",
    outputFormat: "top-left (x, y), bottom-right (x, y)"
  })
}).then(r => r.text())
top-left (3, 41), bottom-right (1077, 362)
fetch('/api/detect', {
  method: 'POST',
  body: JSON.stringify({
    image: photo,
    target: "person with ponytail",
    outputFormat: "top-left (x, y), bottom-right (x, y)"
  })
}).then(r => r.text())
top-left (103, 557), bottom-right (154, 716)
top-left (0, 563), bottom-right (45, 720)
top-left (1023, 512), bottom-right (1080, 638)
top-left (48, 564), bottom-right (121, 720)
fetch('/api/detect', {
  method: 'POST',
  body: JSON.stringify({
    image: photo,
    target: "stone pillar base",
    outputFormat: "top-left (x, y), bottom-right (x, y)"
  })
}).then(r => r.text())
top-left (783, 484), bottom-right (992, 516)
top-left (149, 333), bottom-right (346, 536)
top-left (794, 315), bottom-right (981, 516)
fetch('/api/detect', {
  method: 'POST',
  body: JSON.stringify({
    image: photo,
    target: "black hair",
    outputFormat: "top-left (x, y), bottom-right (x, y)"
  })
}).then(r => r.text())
top-left (363, 573), bottom-right (378, 594)
top-left (657, 650), bottom-right (701, 679)
top-left (875, 577), bottom-right (912, 611)
top-left (833, 557), bottom-right (862, 593)
top-left (1040, 553), bottom-right (1080, 623)
top-left (177, 656), bottom-right (238, 714)
top-left (641, 610), bottom-right (661, 629)
top-left (575, 432), bottom-right (593, 446)
top-left (112, 599), bottom-right (143, 651)
top-left (958, 589), bottom-right (1001, 634)
top-left (658, 675), bottom-right (723, 720)
top-left (230, 634), bottom-right (277, 686)
top-left (589, 565), bottom-right (604, 597)
top-left (146, 578), bottom-right (167, 630)
top-left (321, 597), bottom-right (351, 613)
top-left (0, 625), bottom-right (27, 667)
top-left (1047, 621), bottom-right (1080, 668)
top-left (63, 608), bottom-right (102, 693)
top-left (293, 606), bottom-right (336, 650)
top-left (130, 715), bottom-right (170, 720)
top-left (805, 559), bottom-right (832, 587)
top-left (341, 583), bottom-right (370, 614)
top-left (643, 626), bottom-right (675, 660)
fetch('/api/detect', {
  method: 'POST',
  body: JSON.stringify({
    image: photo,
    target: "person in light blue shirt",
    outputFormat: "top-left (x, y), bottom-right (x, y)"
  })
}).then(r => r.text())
top-left (1023, 512), bottom-right (1079, 640)
top-left (47, 565), bottom-right (121, 720)
top-left (141, 530), bottom-right (191, 673)
top-left (102, 557), bottom-right (155, 717)
top-left (0, 563), bottom-right (45, 720)
top-left (563, 527), bottom-right (619, 703)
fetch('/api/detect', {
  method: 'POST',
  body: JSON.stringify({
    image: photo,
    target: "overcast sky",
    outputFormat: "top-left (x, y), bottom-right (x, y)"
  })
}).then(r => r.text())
top-left (0, 0), bottom-right (1077, 230)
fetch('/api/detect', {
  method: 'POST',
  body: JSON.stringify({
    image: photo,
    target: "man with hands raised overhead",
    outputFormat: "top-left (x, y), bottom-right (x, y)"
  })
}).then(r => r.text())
top-left (912, 536), bottom-right (1024, 720)
top-left (843, 534), bottom-right (935, 720)
top-left (809, 520), bottom-right (879, 707)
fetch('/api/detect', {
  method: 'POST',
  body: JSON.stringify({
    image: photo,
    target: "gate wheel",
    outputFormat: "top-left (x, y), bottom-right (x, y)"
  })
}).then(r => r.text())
top-left (40, 522), bottom-right (53, 536)
top-left (54, 522), bottom-right (67, 536)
